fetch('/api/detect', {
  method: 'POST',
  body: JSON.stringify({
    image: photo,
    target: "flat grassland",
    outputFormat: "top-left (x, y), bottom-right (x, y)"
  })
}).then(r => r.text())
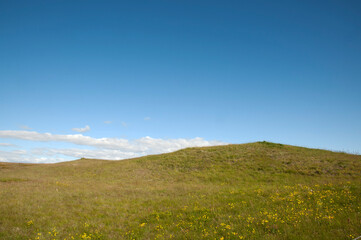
top-left (0, 142), bottom-right (360, 240)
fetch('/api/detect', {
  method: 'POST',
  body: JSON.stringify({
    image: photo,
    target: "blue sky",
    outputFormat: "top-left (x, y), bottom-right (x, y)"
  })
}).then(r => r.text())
top-left (1, 0), bottom-right (361, 162)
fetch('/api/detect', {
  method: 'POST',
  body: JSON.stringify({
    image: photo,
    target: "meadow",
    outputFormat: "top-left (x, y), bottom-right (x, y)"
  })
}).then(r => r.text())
top-left (0, 142), bottom-right (360, 239)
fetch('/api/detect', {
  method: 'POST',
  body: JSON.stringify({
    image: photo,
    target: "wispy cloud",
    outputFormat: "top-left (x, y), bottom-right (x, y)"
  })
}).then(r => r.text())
top-left (20, 125), bottom-right (32, 130)
top-left (104, 121), bottom-right (112, 124)
top-left (144, 117), bottom-right (151, 121)
top-left (0, 130), bottom-right (227, 163)
top-left (0, 150), bottom-right (69, 163)
top-left (121, 122), bottom-right (127, 127)
top-left (0, 143), bottom-right (16, 147)
top-left (71, 125), bottom-right (90, 133)
top-left (31, 148), bottom-right (138, 160)
top-left (0, 130), bottom-right (130, 150)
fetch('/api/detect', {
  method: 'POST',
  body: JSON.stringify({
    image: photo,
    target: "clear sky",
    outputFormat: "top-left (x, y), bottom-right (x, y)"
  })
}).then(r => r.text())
top-left (1, 0), bottom-right (361, 162)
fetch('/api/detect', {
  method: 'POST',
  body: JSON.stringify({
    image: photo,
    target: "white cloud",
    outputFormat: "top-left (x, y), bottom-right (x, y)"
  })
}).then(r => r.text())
top-left (0, 143), bottom-right (16, 147)
top-left (144, 117), bottom-right (151, 121)
top-left (104, 121), bottom-right (112, 124)
top-left (20, 125), bottom-right (32, 130)
top-left (0, 130), bottom-right (227, 163)
top-left (32, 148), bottom-right (139, 160)
top-left (0, 150), bottom-right (68, 163)
top-left (0, 130), bottom-right (131, 150)
top-left (71, 125), bottom-right (90, 133)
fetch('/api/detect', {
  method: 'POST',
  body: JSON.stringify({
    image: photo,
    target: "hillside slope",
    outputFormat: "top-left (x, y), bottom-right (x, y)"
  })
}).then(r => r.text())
top-left (0, 142), bottom-right (360, 239)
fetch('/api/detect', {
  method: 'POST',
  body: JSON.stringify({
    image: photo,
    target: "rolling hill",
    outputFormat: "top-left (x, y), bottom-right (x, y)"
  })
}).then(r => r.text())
top-left (0, 142), bottom-right (360, 240)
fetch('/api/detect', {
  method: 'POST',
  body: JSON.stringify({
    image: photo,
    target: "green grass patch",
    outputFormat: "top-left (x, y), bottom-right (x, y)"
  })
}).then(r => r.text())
top-left (0, 142), bottom-right (360, 239)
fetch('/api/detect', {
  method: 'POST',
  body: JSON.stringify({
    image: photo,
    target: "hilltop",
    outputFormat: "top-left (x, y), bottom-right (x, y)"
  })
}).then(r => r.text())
top-left (0, 142), bottom-right (360, 239)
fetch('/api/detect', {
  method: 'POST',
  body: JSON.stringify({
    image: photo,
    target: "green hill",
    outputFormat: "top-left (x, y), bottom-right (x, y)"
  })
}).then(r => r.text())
top-left (0, 142), bottom-right (360, 240)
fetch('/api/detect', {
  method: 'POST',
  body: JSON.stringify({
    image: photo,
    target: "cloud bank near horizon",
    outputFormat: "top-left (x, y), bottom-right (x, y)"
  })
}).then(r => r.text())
top-left (0, 130), bottom-right (227, 163)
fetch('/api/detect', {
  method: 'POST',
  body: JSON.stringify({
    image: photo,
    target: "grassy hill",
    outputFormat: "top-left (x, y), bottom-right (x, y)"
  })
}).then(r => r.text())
top-left (0, 142), bottom-right (360, 240)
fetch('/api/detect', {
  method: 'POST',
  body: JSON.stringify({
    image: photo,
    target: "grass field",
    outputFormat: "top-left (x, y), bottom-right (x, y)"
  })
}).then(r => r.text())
top-left (0, 141), bottom-right (360, 240)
